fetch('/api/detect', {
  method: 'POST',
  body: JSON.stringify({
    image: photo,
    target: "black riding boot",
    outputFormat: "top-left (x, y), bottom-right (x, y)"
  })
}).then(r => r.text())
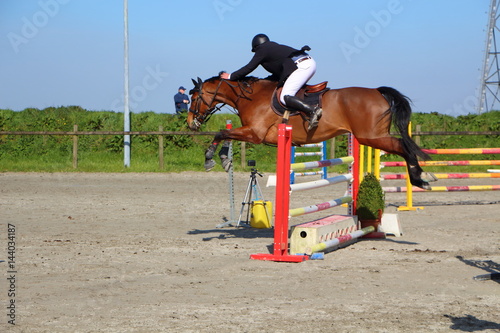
top-left (283, 95), bottom-right (323, 130)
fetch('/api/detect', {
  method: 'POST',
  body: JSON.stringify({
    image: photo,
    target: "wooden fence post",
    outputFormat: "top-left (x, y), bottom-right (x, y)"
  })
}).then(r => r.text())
top-left (158, 126), bottom-right (164, 170)
top-left (241, 141), bottom-right (246, 168)
top-left (415, 124), bottom-right (421, 147)
top-left (73, 124), bottom-right (78, 169)
top-left (329, 138), bottom-right (336, 159)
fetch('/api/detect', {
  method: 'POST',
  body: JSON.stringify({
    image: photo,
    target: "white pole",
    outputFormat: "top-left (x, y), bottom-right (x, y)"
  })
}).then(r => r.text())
top-left (123, 0), bottom-right (131, 167)
top-left (289, 174), bottom-right (353, 192)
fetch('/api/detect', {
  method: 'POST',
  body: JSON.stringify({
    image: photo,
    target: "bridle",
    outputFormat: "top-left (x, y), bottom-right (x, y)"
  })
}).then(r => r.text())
top-left (189, 78), bottom-right (226, 129)
top-left (189, 77), bottom-right (253, 128)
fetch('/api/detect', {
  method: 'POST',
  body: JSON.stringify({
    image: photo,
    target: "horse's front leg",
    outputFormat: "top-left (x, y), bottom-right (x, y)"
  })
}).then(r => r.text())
top-left (204, 141), bottom-right (219, 171)
top-left (204, 127), bottom-right (266, 172)
top-left (205, 139), bottom-right (232, 172)
top-left (218, 140), bottom-right (232, 172)
top-left (204, 131), bottom-right (232, 171)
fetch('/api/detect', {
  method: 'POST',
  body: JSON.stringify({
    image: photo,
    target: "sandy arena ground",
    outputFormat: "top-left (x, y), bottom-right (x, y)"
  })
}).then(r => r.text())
top-left (0, 171), bottom-right (499, 332)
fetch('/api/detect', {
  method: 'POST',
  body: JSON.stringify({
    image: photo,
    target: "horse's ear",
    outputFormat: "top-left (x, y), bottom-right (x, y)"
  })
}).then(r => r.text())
top-left (191, 78), bottom-right (198, 88)
top-left (197, 77), bottom-right (203, 86)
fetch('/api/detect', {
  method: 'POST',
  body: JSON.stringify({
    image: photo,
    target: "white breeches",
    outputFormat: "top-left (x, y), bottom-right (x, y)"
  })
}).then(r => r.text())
top-left (280, 57), bottom-right (317, 104)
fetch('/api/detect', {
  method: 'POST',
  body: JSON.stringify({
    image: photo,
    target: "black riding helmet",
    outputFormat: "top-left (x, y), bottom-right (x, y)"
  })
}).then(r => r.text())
top-left (251, 33), bottom-right (269, 52)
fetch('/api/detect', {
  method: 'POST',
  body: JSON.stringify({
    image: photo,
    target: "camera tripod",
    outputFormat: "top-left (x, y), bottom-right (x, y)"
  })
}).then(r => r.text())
top-left (236, 166), bottom-right (269, 227)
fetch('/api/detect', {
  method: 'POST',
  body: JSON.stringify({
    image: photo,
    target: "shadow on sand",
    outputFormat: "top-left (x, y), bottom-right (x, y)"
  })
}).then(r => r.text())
top-left (444, 314), bottom-right (500, 332)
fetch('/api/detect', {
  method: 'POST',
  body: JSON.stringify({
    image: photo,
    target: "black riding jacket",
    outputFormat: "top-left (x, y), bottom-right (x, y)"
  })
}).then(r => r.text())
top-left (230, 41), bottom-right (302, 84)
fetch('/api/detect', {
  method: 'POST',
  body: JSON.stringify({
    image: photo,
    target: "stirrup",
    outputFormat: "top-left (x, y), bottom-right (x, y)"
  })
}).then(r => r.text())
top-left (282, 110), bottom-right (291, 124)
top-left (307, 108), bottom-right (322, 130)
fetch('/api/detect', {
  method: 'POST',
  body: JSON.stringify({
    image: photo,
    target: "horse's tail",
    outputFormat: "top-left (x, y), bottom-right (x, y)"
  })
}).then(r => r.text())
top-left (377, 86), bottom-right (430, 161)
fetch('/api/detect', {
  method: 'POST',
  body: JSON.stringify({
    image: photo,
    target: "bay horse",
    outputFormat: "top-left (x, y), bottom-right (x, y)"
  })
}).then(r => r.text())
top-left (187, 76), bottom-right (435, 189)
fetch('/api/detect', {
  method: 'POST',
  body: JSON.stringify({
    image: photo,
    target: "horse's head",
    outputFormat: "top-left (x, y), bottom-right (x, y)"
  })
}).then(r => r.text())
top-left (188, 75), bottom-right (260, 130)
top-left (187, 77), bottom-right (226, 131)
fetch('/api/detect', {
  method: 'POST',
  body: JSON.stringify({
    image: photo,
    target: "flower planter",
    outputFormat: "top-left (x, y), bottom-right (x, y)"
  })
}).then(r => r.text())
top-left (358, 209), bottom-right (382, 231)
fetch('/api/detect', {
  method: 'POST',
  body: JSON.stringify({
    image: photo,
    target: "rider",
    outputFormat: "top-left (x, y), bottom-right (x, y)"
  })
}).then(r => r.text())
top-left (220, 33), bottom-right (322, 130)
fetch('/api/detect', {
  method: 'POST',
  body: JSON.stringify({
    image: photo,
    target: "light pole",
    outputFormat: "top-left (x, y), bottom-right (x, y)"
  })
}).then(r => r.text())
top-left (123, 0), bottom-right (131, 166)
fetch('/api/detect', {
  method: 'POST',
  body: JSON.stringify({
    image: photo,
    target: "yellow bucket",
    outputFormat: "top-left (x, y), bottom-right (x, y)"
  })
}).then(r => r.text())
top-left (250, 200), bottom-right (272, 229)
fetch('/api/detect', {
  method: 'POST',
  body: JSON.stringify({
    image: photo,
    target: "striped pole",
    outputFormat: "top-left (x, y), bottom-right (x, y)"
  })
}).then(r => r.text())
top-left (306, 226), bottom-right (375, 255)
top-left (381, 160), bottom-right (500, 167)
top-left (294, 152), bottom-right (323, 157)
top-left (293, 171), bottom-right (328, 177)
top-left (226, 121), bottom-right (235, 223)
top-left (382, 173), bottom-right (500, 180)
top-left (383, 185), bottom-right (500, 193)
top-left (291, 156), bottom-right (354, 172)
top-left (422, 148), bottom-right (500, 154)
top-left (289, 196), bottom-right (352, 217)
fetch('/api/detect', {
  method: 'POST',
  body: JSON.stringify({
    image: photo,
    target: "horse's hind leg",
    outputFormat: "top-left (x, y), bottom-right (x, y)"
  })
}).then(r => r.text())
top-left (358, 136), bottom-right (434, 190)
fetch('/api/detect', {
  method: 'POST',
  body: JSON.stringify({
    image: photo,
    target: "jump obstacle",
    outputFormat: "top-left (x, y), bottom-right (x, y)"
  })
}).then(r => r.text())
top-left (361, 124), bottom-right (500, 210)
top-left (250, 124), bottom-right (372, 262)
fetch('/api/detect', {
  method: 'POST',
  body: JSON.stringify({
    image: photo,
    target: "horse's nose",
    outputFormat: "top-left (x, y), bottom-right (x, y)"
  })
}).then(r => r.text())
top-left (186, 112), bottom-right (195, 130)
top-left (187, 117), bottom-right (199, 131)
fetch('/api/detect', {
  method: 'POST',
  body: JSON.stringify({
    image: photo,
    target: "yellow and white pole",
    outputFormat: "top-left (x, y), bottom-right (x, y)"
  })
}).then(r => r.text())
top-left (398, 121), bottom-right (423, 211)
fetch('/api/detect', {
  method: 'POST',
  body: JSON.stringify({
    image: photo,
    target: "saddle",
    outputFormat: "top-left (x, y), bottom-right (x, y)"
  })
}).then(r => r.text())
top-left (271, 81), bottom-right (329, 116)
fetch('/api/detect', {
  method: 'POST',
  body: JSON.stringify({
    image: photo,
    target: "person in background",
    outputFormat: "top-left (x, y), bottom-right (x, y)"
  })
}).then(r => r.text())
top-left (174, 86), bottom-right (190, 114)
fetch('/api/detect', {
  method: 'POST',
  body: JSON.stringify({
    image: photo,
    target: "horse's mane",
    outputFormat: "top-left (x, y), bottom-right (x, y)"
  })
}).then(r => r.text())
top-left (205, 76), bottom-right (277, 84)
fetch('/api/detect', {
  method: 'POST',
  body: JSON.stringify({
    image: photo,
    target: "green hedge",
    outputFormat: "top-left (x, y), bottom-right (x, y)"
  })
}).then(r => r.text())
top-left (0, 107), bottom-right (498, 172)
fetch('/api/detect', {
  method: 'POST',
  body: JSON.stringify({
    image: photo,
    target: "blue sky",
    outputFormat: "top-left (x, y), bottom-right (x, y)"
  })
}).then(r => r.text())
top-left (0, 0), bottom-right (491, 116)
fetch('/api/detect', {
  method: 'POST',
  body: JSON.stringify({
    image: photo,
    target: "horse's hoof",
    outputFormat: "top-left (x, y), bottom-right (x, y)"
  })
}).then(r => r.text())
top-left (221, 158), bottom-right (232, 172)
top-left (411, 179), bottom-right (431, 190)
top-left (205, 159), bottom-right (216, 171)
top-left (420, 182), bottom-right (431, 190)
top-left (422, 172), bottom-right (438, 183)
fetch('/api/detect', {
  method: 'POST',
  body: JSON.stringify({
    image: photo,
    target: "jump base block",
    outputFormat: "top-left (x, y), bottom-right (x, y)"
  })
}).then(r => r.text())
top-left (290, 215), bottom-right (358, 255)
top-left (379, 213), bottom-right (403, 237)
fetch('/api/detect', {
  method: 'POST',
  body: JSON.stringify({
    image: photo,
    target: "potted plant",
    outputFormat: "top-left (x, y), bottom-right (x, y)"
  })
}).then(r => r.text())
top-left (356, 172), bottom-right (385, 230)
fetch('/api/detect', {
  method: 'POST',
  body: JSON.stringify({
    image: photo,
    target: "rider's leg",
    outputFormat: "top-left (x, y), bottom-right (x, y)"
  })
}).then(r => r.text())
top-left (283, 95), bottom-right (322, 129)
top-left (280, 58), bottom-right (316, 104)
top-left (281, 58), bottom-right (322, 130)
